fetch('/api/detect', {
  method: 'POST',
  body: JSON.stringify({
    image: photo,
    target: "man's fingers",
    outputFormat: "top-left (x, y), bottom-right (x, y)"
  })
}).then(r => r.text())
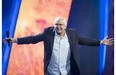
top-left (3, 38), bottom-right (12, 42)
top-left (5, 38), bottom-right (11, 41)
top-left (109, 42), bottom-right (113, 45)
top-left (3, 39), bottom-right (7, 43)
top-left (108, 39), bottom-right (114, 45)
top-left (102, 36), bottom-right (114, 46)
top-left (106, 41), bottom-right (113, 45)
top-left (108, 38), bottom-right (114, 43)
top-left (108, 38), bottom-right (114, 40)
top-left (108, 39), bottom-right (114, 42)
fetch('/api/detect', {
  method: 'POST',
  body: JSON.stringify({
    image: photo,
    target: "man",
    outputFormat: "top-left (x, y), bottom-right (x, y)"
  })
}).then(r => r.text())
top-left (4, 17), bottom-right (113, 75)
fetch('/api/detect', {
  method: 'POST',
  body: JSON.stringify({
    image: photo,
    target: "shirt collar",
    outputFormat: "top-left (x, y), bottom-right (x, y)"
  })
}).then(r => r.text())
top-left (55, 30), bottom-right (67, 38)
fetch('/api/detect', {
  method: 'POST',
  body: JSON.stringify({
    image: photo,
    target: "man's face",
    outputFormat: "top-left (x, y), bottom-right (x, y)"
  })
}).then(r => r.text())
top-left (55, 19), bottom-right (66, 35)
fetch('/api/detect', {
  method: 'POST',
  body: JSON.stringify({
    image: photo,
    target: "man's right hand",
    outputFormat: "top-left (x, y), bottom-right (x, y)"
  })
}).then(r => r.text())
top-left (3, 38), bottom-right (17, 43)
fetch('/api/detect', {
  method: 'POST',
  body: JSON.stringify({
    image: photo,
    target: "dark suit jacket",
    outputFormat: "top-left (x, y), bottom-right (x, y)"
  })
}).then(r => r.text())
top-left (17, 27), bottom-right (100, 75)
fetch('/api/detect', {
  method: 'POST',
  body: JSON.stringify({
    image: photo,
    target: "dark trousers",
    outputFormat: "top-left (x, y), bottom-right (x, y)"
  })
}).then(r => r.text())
top-left (45, 70), bottom-right (72, 75)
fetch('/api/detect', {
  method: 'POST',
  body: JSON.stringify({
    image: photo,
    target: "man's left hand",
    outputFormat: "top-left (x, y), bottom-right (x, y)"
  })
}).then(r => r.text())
top-left (101, 36), bottom-right (114, 46)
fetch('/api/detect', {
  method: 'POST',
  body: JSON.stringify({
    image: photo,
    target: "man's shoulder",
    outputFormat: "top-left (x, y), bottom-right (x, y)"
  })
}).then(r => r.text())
top-left (66, 28), bottom-right (76, 32)
top-left (44, 26), bottom-right (55, 33)
top-left (66, 28), bottom-right (78, 36)
top-left (45, 26), bottom-right (54, 30)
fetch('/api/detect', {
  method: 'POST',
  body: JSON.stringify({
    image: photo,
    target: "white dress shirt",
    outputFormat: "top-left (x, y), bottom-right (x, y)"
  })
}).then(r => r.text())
top-left (47, 31), bottom-right (71, 75)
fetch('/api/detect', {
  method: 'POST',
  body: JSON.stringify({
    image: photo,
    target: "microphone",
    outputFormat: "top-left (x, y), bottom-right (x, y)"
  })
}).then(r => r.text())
top-left (6, 31), bottom-right (10, 47)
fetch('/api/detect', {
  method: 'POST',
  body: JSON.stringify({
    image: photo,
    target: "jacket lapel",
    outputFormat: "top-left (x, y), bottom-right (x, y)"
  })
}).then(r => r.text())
top-left (49, 29), bottom-right (73, 54)
top-left (49, 28), bottom-right (55, 53)
top-left (66, 29), bottom-right (73, 50)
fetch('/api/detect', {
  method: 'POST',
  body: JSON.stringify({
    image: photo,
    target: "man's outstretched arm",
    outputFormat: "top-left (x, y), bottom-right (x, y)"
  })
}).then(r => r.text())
top-left (3, 29), bottom-right (46, 44)
top-left (75, 30), bottom-right (113, 46)
top-left (3, 33), bottom-right (45, 44)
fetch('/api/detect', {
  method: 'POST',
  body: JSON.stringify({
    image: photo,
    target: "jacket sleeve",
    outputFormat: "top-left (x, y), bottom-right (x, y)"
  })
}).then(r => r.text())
top-left (74, 31), bottom-right (100, 46)
top-left (17, 29), bottom-right (46, 44)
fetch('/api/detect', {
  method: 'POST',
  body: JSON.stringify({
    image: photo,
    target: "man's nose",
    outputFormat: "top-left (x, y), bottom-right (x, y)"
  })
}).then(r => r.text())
top-left (56, 25), bottom-right (61, 28)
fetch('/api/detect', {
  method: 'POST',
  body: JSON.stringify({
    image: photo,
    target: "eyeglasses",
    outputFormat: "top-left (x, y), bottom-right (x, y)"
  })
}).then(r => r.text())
top-left (55, 24), bottom-right (64, 25)
top-left (55, 23), bottom-right (64, 27)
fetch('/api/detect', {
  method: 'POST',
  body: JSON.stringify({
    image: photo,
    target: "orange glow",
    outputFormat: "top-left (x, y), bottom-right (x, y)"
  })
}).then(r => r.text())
top-left (7, 0), bottom-right (72, 75)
